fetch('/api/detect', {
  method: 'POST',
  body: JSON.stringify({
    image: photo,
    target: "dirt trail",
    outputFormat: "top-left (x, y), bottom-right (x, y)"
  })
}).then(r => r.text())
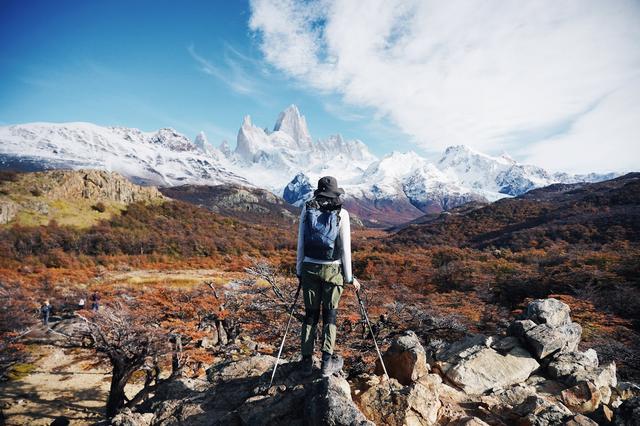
top-left (0, 344), bottom-right (142, 425)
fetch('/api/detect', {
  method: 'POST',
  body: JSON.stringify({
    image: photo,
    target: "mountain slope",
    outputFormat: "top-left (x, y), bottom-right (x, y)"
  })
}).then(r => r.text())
top-left (389, 173), bottom-right (640, 249)
top-left (0, 122), bottom-right (248, 187)
top-left (160, 184), bottom-right (298, 226)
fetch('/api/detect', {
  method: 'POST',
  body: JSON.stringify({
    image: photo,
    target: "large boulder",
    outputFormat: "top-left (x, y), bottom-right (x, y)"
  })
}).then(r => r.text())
top-left (523, 322), bottom-right (582, 359)
top-left (377, 330), bottom-right (430, 385)
top-left (143, 355), bottom-right (374, 425)
top-left (435, 335), bottom-right (540, 395)
top-left (358, 374), bottom-right (442, 426)
top-left (525, 299), bottom-right (572, 327)
top-left (547, 349), bottom-right (599, 381)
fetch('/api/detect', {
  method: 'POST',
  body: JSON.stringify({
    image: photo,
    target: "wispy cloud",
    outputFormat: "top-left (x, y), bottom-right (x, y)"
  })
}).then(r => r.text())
top-left (187, 44), bottom-right (260, 95)
top-left (248, 0), bottom-right (640, 172)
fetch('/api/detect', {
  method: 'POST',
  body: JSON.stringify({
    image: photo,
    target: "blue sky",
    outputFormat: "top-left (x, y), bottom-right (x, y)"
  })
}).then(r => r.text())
top-left (1, 0), bottom-right (639, 172)
top-left (0, 0), bottom-right (412, 157)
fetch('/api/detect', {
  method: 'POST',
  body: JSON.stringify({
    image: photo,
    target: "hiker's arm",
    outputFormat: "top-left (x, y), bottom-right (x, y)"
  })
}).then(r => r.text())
top-left (340, 210), bottom-right (353, 284)
top-left (296, 205), bottom-right (306, 278)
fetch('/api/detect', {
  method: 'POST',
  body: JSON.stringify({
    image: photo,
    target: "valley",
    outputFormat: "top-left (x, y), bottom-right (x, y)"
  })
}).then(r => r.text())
top-left (0, 168), bottom-right (638, 424)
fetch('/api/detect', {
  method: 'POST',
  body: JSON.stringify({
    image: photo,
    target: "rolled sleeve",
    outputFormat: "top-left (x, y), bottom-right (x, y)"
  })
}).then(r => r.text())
top-left (340, 209), bottom-right (353, 283)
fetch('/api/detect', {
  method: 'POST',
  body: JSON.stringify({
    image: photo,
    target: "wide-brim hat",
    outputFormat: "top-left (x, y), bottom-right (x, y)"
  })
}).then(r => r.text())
top-left (314, 176), bottom-right (345, 198)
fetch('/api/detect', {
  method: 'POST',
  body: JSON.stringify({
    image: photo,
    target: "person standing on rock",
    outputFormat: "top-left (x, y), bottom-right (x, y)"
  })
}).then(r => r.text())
top-left (40, 300), bottom-right (51, 327)
top-left (296, 176), bottom-right (360, 376)
top-left (90, 291), bottom-right (100, 311)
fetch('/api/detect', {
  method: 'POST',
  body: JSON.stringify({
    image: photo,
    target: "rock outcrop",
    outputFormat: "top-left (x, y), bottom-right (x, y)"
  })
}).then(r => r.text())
top-left (44, 169), bottom-right (164, 203)
top-left (107, 298), bottom-right (637, 426)
top-left (0, 199), bottom-right (18, 224)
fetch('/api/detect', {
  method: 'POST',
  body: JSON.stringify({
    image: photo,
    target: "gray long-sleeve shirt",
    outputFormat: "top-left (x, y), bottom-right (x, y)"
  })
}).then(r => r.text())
top-left (296, 204), bottom-right (353, 283)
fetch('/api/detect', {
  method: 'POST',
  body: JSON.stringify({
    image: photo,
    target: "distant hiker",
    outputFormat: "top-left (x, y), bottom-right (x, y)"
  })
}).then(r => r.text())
top-left (41, 300), bottom-right (51, 326)
top-left (297, 176), bottom-right (360, 377)
top-left (78, 297), bottom-right (85, 310)
top-left (90, 292), bottom-right (100, 311)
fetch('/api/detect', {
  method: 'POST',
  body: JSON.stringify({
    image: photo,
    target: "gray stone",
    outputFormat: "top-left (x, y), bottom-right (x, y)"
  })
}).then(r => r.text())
top-left (525, 298), bottom-right (572, 327)
top-left (437, 343), bottom-right (539, 395)
top-left (377, 330), bottom-right (430, 385)
top-left (110, 408), bottom-right (151, 426)
top-left (435, 334), bottom-right (490, 362)
top-left (524, 322), bottom-right (582, 359)
top-left (493, 383), bottom-right (538, 406)
top-left (512, 395), bottom-right (573, 426)
top-left (548, 349), bottom-right (599, 381)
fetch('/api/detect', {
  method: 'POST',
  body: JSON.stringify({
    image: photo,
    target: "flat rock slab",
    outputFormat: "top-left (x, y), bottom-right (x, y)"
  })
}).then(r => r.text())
top-left (438, 345), bottom-right (540, 395)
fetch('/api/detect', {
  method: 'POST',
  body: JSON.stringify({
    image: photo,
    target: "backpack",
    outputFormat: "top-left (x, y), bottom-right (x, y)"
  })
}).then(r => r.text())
top-left (304, 198), bottom-right (342, 261)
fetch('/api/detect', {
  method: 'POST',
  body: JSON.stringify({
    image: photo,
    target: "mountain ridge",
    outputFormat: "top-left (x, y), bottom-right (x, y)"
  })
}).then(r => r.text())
top-left (0, 106), bottom-right (620, 225)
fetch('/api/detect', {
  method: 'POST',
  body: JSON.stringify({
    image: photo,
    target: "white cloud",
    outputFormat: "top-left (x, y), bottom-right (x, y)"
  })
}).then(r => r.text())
top-left (249, 0), bottom-right (640, 172)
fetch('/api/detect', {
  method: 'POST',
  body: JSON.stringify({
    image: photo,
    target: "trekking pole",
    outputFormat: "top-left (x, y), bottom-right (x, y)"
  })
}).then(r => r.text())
top-left (267, 278), bottom-right (303, 390)
top-left (356, 285), bottom-right (389, 379)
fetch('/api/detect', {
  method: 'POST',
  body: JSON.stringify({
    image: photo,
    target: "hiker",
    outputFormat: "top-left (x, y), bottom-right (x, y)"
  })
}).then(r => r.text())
top-left (41, 300), bottom-right (51, 326)
top-left (90, 291), bottom-right (100, 311)
top-left (78, 297), bottom-right (85, 310)
top-left (297, 176), bottom-right (360, 377)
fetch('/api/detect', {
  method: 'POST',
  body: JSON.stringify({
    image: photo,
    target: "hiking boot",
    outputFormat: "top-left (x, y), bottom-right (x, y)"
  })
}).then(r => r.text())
top-left (321, 352), bottom-right (343, 377)
top-left (301, 355), bottom-right (313, 376)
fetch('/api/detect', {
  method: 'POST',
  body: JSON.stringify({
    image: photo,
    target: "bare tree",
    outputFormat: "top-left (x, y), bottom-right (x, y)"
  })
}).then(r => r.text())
top-left (77, 304), bottom-right (172, 418)
top-left (244, 259), bottom-right (287, 303)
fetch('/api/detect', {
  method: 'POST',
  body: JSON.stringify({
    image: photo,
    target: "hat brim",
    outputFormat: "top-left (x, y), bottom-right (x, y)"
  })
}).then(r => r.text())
top-left (314, 187), bottom-right (345, 198)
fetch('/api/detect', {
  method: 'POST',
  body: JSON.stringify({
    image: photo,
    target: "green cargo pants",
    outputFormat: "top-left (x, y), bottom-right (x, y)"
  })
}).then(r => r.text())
top-left (300, 262), bottom-right (344, 356)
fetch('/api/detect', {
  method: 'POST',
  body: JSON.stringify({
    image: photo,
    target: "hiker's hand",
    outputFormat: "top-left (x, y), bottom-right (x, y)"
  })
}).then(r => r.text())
top-left (352, 277), bottom-right (361, 292)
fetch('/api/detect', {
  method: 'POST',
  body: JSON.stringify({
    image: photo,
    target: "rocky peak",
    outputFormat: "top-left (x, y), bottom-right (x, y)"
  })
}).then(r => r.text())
top-left (194, 131), bottom-right (209, 152)
top-left (149, 128), bottom-right (195, 152)
top-left (282, 172), bottom-right (313, 206)
top-left (219, 140), bottom-right (231, 157)
top-left (272, 104), bottom-right (312, 148)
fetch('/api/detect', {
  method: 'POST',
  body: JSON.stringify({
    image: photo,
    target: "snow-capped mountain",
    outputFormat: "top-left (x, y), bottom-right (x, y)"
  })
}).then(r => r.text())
top-left (0, 122), bottom-right (247, 187)
top-left (0, 105), bottom-right (619, 226)
top-left (229, 105), bottom-right (376, 192)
